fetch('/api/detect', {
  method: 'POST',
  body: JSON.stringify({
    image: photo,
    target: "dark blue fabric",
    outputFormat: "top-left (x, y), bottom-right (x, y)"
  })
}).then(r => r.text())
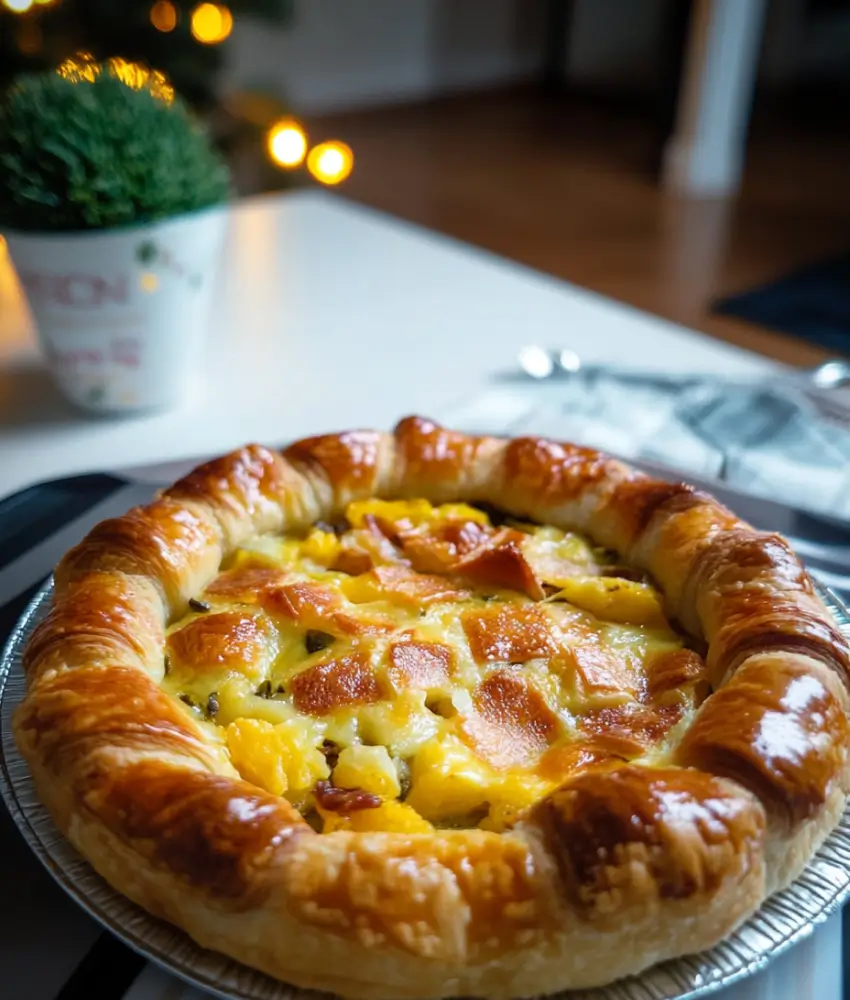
top-left (713, 254), bottom-right (850, 355)
top-left (0, 475), bottom-right (144, 999)
top-left (0, 474), bottom-right (126, 572)
top-left (52, 933), bottom-right (145, 1000)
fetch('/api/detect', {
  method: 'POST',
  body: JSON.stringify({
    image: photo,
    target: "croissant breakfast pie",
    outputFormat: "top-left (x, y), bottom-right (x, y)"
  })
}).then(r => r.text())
top-left (13, 416), bottom-right (850, 999)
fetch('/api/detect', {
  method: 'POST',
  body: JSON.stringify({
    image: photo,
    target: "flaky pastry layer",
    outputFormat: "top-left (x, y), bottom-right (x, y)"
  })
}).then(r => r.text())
top-left (13, 416), bottom-right (850, 999)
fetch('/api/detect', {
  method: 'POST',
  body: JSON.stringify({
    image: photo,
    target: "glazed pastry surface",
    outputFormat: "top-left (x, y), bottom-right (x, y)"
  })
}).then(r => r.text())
top-left (14, 416), bottom-right (850, 999)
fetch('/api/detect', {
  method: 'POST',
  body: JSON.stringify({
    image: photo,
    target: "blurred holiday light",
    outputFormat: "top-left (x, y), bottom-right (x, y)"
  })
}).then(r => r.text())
top-left (191, 3), bottom-right (233, 44)
top-left (266, 118), bottom-right (308, 168)
top-left (150, 0), bottom-right (178, 32)
top-left (307, 141), bottom-right (354, 185)
top-left (55, 53), bottom-right (175, 104)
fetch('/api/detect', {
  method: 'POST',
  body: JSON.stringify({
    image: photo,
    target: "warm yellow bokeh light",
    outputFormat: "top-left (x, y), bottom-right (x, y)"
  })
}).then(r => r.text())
top-left (266, 119), bottom-right (308, 169)
top-left (307, 141), bottom-right (354, 186)
top-left (56, 54), bottom-right (175, 104)
top-left (150, 0), bottom-right (178, 32)
top-left (139, 272), bottom-right (159, 293)
top-left (56, 52), bottom-right (99, 83)
top-left (3, 0), bottom-right (34, 13)
top-left (109, 57), bottom-right (175, 103)
top-left (191, 3), bottom-right (233, 44)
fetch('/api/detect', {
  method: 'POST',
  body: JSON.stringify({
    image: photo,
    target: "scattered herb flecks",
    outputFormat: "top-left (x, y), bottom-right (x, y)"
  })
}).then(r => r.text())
top-left (305, 629), bottom-right (335, 654)
top-left (320, 739), bottom-right (340, 770)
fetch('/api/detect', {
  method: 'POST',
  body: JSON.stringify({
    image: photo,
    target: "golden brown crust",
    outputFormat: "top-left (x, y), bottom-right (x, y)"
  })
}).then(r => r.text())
top-left (386, 639), bottom-right (454, 690)
top-left (263, 579), bottom-right (396, 635)
top-left (290, 653), bottom-right (384, 716)
top-left (82, 761), bottom-right (310, 904)
top-left (460, 670), bottom-right (561, 768)
top-left (14, 664), bottom-right (228, 779)
top-left (354, 564), bottom-right (471, 608)
top-left (534, 765), bottom-right (766, 924)
top-left (690, 530), bottom-right (850, 686)
top-left (644, 648), bottom-right (707, 700)
top-left (22, 571), bottom-right (165, 684)
top-left (166, 611), bottom-right (273, 681)
top-left (283, 430), bottom-right (390, 511)
top-left (462, 605), bottom-right (559, 663)
top-left (576, 702), bottom-right (685, 757)
top-left (13, 414), bottom-right (850, 999)
top-left (54, 498), bottom-right (222, 608)
top-left (676, 654), bottom-right (850, 829)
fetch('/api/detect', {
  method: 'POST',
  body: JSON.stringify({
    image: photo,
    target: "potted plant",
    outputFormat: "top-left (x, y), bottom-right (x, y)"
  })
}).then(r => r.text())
top-left (0, 56), bottom-right (232, 414)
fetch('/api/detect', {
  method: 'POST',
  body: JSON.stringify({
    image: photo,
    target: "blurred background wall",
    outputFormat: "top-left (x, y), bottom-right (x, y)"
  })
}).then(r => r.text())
top-left (222, 0), bottom-right (850, 115)
top-left (226, 0), bottom-right (546, 114)
top-left (3, 0), bottom-right (849, 364)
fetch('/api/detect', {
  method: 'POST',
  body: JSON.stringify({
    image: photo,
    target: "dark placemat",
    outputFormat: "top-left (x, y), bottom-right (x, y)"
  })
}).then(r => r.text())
top-left (713, 253), bottom-right (850, 356)
top-left (0, 473), bottom-right (157, 1000)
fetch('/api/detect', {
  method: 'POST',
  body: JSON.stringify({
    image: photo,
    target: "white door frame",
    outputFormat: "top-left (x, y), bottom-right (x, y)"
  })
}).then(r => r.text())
top-left (663, 0), bottom-right (768, 197)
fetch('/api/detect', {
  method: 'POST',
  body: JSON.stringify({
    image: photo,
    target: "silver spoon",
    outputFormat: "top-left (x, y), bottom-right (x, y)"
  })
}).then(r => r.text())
top-left (516, 346), bottom-right (850, 391)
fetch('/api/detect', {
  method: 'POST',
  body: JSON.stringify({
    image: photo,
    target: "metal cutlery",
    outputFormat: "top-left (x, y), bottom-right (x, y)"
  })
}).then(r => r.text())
top-left (514, 345), bottom-right (850, 393)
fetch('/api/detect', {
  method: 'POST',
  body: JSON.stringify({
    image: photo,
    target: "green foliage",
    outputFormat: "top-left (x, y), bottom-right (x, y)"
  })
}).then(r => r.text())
top-left (0, 63), bottom-right (232, 232)
top-left (0, 2), bottom-right (293, 107)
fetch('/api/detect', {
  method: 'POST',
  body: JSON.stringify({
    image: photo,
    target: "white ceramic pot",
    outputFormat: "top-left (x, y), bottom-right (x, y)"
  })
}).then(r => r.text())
top-left (3, 205), bottom-right (227, 414)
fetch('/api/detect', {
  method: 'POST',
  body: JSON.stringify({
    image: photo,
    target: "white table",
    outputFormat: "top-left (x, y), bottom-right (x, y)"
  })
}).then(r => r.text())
top-left (0, 189), bottom-right (842, 1000)
top-left (0, 188), bottom-right (779, 500)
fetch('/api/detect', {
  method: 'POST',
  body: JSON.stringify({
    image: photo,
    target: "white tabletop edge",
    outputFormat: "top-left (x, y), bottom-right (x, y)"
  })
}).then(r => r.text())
top-left (0, 189), bottom-right (781, 499)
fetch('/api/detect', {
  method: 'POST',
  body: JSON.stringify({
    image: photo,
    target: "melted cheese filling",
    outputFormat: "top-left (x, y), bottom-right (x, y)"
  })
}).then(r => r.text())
top-left (162, 500), bottom-right (707, 833)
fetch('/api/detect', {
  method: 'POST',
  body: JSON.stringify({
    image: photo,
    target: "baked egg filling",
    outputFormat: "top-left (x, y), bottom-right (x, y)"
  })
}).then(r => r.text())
top-left (162, 500), bottom-right (707, 833)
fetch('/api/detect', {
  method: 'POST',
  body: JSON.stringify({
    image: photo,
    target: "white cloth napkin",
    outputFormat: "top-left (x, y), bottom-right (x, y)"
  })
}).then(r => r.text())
top-left (441, 376), bottom-right (850, 525)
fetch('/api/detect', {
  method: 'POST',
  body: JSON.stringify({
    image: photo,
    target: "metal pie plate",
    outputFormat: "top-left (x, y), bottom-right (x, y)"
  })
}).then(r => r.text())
top-left (3, 579), bottom-right (850, 1000)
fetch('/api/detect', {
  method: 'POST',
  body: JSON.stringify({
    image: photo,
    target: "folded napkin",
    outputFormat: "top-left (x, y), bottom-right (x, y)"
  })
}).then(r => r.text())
top-left (441, 374), bottom-right (850, 526)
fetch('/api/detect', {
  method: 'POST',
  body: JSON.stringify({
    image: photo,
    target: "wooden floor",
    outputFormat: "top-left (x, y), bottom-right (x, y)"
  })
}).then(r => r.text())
top-left (304, 89), bottom-right (850, 367)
